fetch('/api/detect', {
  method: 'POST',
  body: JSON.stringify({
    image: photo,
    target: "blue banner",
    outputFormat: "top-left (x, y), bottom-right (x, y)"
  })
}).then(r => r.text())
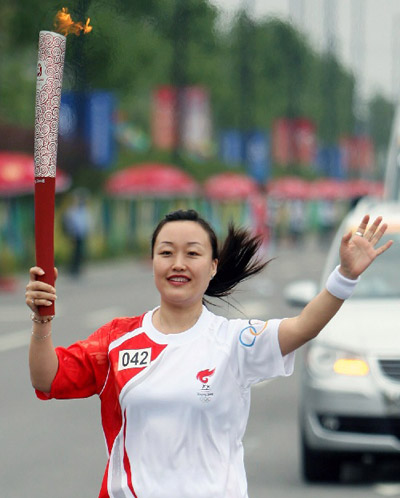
top-left (245, 131), bottom-right (270, 184)
top-left (316, 146), bottom-right (346, 179)
top-left (219, 130), bottom-right (243, 167)
top-left (60, 91), bottom-right (115, 169)
top-left (84, 91), bottom-right (115, 168)
top-left (59, 92), bottom-right (81, 141)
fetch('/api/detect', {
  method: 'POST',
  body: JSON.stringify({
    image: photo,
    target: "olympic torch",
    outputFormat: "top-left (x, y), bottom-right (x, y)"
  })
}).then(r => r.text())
top-left (34, 8), bottom-right (92, 316)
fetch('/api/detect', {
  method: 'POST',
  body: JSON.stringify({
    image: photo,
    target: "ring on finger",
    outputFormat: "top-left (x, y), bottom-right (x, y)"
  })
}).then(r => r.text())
top-left (31, 298), bottom-right (35, 305)
top-left (355, 231), bottom-right (363, 237)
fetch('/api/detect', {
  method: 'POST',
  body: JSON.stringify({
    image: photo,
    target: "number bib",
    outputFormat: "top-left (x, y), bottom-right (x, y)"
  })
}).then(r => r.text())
top-left (118, 348), bottom-right (152, 370)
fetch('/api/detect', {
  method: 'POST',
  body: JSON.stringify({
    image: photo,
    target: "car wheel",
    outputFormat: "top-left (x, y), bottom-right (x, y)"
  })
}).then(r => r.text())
top-left (301, 433), bottom-right (342, 482)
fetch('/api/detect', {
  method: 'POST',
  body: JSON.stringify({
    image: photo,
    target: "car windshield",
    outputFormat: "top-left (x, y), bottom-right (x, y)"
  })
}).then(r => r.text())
top-left (332, 233), bottom-right (400, 298)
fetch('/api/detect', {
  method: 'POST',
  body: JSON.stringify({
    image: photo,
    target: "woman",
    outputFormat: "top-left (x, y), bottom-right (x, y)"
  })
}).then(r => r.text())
top-left (26, 209), bottom-right (392, 498)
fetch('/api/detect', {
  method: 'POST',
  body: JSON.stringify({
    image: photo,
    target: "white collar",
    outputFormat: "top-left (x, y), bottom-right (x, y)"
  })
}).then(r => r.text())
top-left (142, 305), bottom-right (212, 345)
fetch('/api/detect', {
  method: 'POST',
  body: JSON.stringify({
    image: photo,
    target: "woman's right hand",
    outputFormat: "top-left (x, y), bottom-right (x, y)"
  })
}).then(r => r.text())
top-left (25, 267), bottom-right (58, 315)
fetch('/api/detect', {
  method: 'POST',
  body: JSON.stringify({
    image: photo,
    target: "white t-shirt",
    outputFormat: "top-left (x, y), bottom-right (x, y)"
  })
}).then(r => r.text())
top-left (37, 306), bottom-right (295, 498)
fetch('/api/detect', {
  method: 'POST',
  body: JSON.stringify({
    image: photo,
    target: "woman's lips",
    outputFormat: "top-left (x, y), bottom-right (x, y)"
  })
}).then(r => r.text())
top-left (167, 276), bottom-right (190, 285)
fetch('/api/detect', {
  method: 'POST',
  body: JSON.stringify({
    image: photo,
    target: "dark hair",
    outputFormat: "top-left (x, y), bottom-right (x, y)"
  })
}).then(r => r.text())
top-left (151, 209), bottom-right (269, 300)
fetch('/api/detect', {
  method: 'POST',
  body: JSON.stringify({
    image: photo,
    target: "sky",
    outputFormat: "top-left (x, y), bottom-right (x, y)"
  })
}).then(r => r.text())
top-left (210, 0), bottom-right (400, 102)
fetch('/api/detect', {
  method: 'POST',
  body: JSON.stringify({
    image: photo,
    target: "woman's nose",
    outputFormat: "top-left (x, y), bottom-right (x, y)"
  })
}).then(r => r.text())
top-left (172, 254), bottom-right (186, 270)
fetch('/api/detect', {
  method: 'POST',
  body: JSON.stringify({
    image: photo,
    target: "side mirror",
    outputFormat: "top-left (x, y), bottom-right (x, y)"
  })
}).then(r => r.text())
top-left (283, 280), bottom-right (318, 307)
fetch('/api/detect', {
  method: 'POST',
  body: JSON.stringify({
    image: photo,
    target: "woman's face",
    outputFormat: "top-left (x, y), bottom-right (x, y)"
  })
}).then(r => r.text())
top-left (152, 221), bottom-right (218, 309)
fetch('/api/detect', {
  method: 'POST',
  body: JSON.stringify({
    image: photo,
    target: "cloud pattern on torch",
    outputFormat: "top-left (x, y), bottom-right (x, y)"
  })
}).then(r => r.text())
top-left (34, 31), bottom-right (66, 178)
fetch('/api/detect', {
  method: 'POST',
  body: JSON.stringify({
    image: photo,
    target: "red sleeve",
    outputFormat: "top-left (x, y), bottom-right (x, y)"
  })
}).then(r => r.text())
top-left (35, 320), bottom-right (113, 400)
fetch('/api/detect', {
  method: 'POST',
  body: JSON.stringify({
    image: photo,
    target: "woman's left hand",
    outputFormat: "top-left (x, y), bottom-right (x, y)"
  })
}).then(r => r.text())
top-left (339, 214), bottom-right (393, 280)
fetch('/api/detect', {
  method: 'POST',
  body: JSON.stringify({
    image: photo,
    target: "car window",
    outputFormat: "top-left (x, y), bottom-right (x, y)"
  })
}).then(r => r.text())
top-left (332, 233), bottom-right (400, 298)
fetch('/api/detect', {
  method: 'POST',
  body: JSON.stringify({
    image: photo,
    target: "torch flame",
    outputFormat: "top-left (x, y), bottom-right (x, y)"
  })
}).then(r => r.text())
top-left (54, 7), bottom-right (92, 36)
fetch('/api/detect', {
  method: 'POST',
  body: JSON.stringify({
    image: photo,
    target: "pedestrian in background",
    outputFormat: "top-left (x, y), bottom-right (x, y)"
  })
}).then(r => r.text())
top-left (289, 198), bottom-right (306, 246)
top-left (25, 209), bottom-right (392, 498)
top-left (62, 188), bottom-right (91, 277)
top-left (317, 199), bottom-right (337, 245)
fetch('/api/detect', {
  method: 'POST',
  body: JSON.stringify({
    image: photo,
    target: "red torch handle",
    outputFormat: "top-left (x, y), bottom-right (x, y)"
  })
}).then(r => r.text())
top-left (34, 177), bottom-right (56, 316)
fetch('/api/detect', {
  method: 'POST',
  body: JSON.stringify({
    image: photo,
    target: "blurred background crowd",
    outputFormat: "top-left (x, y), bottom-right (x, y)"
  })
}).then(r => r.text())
top-left (0, 0), bottom-right (395, 285)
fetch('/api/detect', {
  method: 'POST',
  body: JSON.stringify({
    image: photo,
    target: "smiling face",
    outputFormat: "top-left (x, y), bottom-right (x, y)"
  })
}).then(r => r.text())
top-left (152, 221), bottom-right (218, 310)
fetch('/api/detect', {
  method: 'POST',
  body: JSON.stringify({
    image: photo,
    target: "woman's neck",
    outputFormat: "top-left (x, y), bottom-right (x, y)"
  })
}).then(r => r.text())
top-left (153, 302), bottom-right (203, 334)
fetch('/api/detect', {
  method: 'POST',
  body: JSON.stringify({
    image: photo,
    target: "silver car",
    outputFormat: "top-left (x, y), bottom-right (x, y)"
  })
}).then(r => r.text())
top-left (286, 199), bottom-right (400, 482)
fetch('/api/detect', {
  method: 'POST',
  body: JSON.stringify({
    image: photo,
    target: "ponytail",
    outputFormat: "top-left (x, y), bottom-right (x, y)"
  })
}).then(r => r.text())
top-left (205, 224), bottom-right (269, 298)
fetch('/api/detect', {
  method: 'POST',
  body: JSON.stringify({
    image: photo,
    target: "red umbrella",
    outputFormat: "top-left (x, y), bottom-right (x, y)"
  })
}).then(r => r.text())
top-left (105, 163), bottom-right (199, 196)
top-left (267, 176), bottom-right (312, 200)
top-left (310, 178), bottom-right (349, 200)
top-left (204, 172), bottom-right (259, 200)
top-left (0, 151), bottom-right (70, 196)
top-left (346, 178), bottom-right (384, 198)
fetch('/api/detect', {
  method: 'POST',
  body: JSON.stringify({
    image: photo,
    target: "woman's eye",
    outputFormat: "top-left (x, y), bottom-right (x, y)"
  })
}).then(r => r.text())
top-left (160, 250), bottom-right (172, 256)
top-left (188, 251), bottom-right (199, 256)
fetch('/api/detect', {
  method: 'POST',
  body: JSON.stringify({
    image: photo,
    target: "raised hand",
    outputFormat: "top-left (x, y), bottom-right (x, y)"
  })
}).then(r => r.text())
top-left (339, 215), bottom-right (393, 280)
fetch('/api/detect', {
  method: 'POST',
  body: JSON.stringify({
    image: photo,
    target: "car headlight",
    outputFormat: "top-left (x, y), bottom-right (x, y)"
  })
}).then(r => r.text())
top-left (306, 344), bottom-right (370, 377)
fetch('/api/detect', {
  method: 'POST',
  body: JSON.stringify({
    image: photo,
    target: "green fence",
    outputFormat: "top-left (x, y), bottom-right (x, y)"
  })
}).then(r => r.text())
top-left (0, 194), bottom-right (350, 276)
top-left (0, 194), bottom-right (256, 274)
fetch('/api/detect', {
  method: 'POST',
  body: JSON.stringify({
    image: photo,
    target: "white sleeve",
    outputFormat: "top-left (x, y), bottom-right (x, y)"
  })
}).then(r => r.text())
top-left (229, 318), bottom-right (295, 388)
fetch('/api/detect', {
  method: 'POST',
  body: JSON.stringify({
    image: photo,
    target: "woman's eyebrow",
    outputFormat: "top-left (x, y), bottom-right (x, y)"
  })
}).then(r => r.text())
top-left (158, 241), bottom-right (204, 246)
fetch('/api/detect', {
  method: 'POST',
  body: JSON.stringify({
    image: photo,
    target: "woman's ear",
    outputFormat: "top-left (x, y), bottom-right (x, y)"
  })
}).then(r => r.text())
top-left (211, 259), bottom-right (218, 279)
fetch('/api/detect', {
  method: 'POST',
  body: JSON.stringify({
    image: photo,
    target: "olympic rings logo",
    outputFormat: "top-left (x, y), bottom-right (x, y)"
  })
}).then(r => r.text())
top-left (239, 319), bottom-right (268, 348)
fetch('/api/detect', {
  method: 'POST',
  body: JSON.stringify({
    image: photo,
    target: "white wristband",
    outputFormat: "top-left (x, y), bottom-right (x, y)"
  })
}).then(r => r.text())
top-left (325, 265), bottom-right (360, 300)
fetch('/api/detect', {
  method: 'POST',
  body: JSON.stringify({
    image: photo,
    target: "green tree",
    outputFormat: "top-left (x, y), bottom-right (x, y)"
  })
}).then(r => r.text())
top-left (368, 94), bottom-right (394, 152)
top-left (0, 0), bottom-right (394, 174)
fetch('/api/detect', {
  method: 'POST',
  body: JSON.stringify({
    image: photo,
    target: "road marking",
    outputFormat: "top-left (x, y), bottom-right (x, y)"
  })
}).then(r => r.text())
top-left (0, 330), bottom-right (30, 352)
top-left (374, 484), bottom-right (400, 496)
top-left (0, 307), bottom-right (122, 354)
top-left (0, 306), bottom-right (123, 354)
top-left (0, 304), bottom-right (64, 323)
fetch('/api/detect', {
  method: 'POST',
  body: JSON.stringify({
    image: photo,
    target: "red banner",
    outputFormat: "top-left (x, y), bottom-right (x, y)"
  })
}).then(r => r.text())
top-left (272, 118), bottom-right (293, 165)
top-left (271, 117), bottom-right (316, 166)
top-left (293, 118), bottom-right (316, 165)
top-left (181, 86), bottom-right (212, 157)
top-left (340, 135), bottom-right (375, 172)
top-left (151, 86), bottom-right (177, 150)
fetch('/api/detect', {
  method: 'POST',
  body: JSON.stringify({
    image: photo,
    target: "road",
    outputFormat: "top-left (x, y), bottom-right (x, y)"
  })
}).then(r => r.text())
top-left (1, 236), bottom-right (399, 497)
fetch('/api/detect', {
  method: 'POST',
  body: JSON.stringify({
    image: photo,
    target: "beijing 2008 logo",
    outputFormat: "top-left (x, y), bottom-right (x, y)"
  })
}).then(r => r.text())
top-left (196, 368), bottom-right (215, 403)
top-left (239, 319), bottom-right (268, 348)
